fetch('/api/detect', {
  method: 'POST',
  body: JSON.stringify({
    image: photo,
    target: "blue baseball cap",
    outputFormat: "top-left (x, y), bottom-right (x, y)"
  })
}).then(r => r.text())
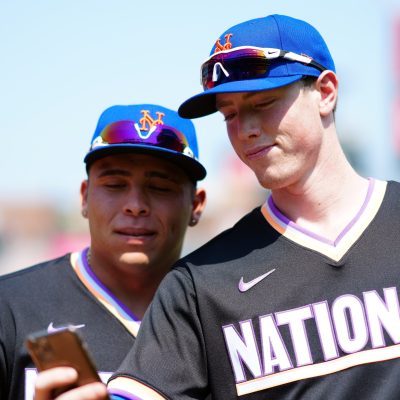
top-left (179, 14), bottom-right (335, 119)
top-left (84, 104), bottom-right (206, 181)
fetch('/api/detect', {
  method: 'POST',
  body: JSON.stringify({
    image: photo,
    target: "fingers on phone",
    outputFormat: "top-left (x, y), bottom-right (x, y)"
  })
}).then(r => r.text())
top-left (35, 367), bottom-right (78, 398)
top-left (56, 382), bottom-right (108, 400)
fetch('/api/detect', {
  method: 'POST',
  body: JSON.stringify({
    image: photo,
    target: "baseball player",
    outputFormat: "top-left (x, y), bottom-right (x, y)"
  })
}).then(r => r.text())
top-left (97, 14), bottom-right (400, 400)
top-left (0, 103), bottom-right (206, 400)
top-left (33, 14), bottom-right (400, 400)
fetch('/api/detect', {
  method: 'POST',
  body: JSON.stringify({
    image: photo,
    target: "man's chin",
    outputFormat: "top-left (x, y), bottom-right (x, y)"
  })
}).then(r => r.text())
top-left (119, 252), bottom-right (150, 266)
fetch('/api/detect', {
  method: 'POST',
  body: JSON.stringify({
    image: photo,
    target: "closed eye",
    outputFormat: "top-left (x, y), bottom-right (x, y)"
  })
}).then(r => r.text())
top-left (222, 111), bottom-right (237, 122)
top-left (100, 177), bottom-right (128, 189)
top-left (254, 98), bottom-right (276, 109)
top-left (149, 185), bottom-right (171, 192)
top-left (147, 178), bottom-right (178, 193)
top-left (104, 183), bottom-right (127, 189)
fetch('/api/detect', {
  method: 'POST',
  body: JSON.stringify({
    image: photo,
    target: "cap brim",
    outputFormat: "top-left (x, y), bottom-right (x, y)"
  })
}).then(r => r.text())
top-left (84, 144), bottom-right (206, 182)
top-left (179, 75), bottom-right (303, 119)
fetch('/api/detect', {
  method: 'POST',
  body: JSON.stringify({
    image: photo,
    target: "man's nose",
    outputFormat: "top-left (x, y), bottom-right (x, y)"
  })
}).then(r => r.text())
top-left (123, 188), bottom-right (150, 217)
top-left (238, 113), bottom-right (261, 140)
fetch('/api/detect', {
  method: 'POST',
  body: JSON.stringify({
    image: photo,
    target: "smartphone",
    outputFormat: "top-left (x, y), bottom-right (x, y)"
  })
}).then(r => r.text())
top-left (25, 326), bottom-right (107, 397)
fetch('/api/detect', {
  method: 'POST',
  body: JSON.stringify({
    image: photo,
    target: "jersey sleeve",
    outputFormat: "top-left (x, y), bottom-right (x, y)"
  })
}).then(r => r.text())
top-left (108, 266), bottom-right (209, 399)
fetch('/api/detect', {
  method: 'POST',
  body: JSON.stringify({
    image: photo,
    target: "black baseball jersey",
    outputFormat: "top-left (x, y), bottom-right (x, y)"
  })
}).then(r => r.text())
top-left (109, 179), bottom-right (400, 399)
top-left (0, 248), bottom-right (139, 400)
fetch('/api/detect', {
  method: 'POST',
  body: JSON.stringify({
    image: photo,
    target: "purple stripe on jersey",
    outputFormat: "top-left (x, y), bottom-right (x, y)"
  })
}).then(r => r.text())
top-left (334, 178), bottom-right (374, 245)
top-left (267, 196), bottom-right (333, 245)
top-left (268, 178), bottom-right (374, 247)
top-left (81, 248), bottom-right (140, 322)
top-left (110, 390), bottom-right (147, 400)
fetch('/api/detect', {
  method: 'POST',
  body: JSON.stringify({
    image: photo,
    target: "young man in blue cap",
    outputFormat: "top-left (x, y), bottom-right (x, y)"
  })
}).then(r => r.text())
top-left (37, 14), bottom-right (400, 400)
top-left (0, 103), bottom-right (206, 400)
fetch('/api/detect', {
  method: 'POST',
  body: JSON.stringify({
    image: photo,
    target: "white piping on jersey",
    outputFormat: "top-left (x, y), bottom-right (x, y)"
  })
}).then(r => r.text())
top-left (236, 344), bottom-right (400, 396)
top-left (70, 249), bottom-right (141, 337)
top-left (108, 376), bottom-right (166, 400)
top-left (261, 179), bottom-right (387, 262)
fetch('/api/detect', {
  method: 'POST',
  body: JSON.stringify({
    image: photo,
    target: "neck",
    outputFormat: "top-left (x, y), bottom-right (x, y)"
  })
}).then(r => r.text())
top-left (271, 145), bottom-right (369, 241)
top-left (86, 250), bottom-right (169, 319)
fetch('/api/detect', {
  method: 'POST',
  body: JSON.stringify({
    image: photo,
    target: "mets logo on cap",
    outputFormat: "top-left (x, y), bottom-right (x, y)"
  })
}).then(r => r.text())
top-left (133, 109), bottom-right (165, 140)
top-left (92, 109), bottom-right (166, 146)
top-left (138, 110), bottom-right (165, 133)
top-left (214, 33), bottom-right (233, 53)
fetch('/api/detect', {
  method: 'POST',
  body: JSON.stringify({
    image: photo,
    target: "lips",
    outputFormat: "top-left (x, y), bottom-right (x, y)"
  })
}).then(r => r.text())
top-left (245, 144), bottom-right (274, 159)
top-left (115, 227), bottom-right (156, 238)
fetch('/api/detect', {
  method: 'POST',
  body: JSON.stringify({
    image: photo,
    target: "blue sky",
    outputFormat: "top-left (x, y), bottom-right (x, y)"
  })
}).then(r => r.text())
top-left (1, 0), bottom-right (400, 211)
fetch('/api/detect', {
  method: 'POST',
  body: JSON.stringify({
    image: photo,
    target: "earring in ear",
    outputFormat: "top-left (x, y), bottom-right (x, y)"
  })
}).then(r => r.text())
top-left (82, 209), bottom-right (88, 218)
top-left (190, 218), bottom-right (197, 226)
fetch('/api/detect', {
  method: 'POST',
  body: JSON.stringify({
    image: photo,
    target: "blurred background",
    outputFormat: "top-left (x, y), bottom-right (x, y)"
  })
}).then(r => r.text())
top-left (1, 0), bottom-right (400, 274)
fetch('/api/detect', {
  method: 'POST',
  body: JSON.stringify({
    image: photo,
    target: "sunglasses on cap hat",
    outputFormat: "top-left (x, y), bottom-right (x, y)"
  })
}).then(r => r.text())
top-left (201, 46), bottom-right (327, 90)
top-left (90, 120), bottom-right (195, 159)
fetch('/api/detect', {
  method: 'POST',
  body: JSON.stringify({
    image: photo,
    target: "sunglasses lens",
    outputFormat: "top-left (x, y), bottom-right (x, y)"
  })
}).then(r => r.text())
top-left (96, 121), bottom-right (189, 155)
top-left (100, 121), bottom-right (136, 144)
top-left (201, 49), bottom-right (268, 89)
top-left (154, 127), bottom-right (189, 153)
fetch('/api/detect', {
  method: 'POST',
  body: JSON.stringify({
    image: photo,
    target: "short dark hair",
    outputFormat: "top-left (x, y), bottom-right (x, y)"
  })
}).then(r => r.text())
top-left (300, 75), bottom-right (318, 88)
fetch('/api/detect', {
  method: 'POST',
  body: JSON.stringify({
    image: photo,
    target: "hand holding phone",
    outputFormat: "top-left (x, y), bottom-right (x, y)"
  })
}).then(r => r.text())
top-left (25, 326), bottom-right (108, 398)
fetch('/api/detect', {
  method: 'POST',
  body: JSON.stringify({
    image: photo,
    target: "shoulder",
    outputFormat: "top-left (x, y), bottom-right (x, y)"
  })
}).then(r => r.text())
top-left (386, 180), bottom-right (400, 194)
top-left (379, 180), bottom-right (400, 210)
top-left (176, 206), bottom-right (274, 269)
top-left (0, 254), bottom-right (71, 292)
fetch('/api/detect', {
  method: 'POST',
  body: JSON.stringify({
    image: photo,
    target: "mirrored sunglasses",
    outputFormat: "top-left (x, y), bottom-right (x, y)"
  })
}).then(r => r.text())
top-left (90, 120), bottom-right (193, 158)
top-left (201, 46), bottom-right (327, 90)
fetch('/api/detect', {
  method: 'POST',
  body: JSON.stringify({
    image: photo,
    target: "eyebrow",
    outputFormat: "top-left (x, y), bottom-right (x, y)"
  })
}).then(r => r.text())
top-left (145, 170), bottom-right (178, 182)
top-left (215, 100), bottom-right (230, 110)
top-left (97, 168), bottom-right (131, 178)
top-left (216, 92), bottom-right (262, 110)
top-left (97, 168), bottom-right (179, 183)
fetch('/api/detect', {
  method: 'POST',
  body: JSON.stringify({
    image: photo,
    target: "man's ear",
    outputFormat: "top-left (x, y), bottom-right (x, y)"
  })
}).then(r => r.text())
top-left (80, 179), bottom-right (89, 219)
top-left (316, 70), bottom-right (339, 117)
top-left (189, 187), bottom-right (207, 226)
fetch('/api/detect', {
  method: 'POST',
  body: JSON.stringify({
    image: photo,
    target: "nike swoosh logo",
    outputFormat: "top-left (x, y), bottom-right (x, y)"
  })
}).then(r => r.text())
top-left (47, 322), bottom-right (86, 334)
top-left (238, 268), bottom-right (276, 292)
